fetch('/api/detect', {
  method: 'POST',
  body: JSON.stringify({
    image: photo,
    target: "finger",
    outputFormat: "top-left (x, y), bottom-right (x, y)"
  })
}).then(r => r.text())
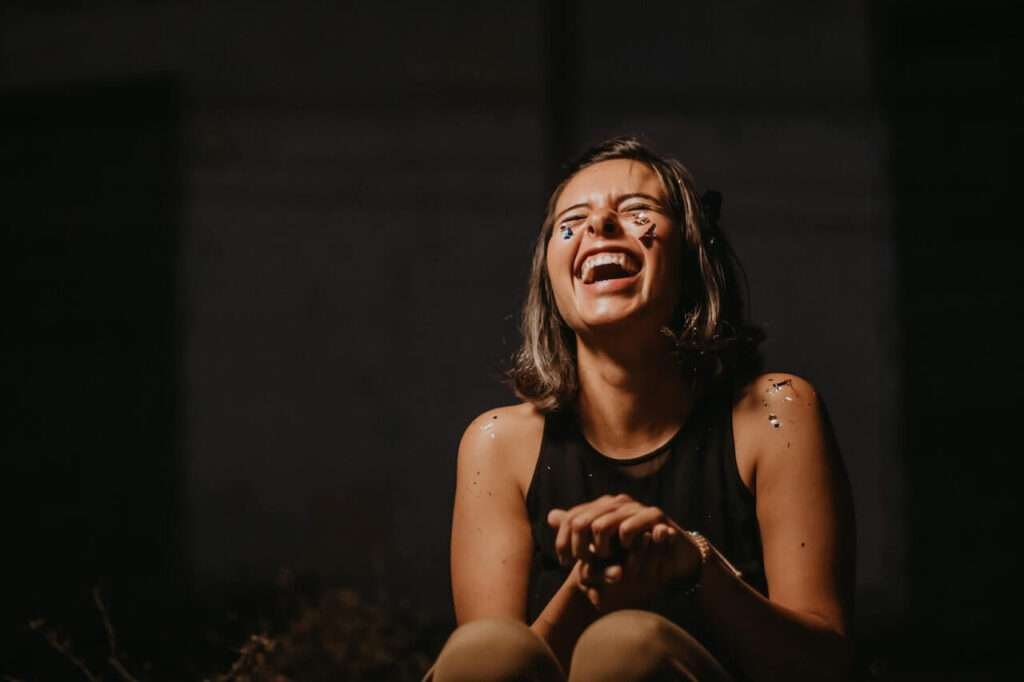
top-left (618, 507), bottom-right (667, 548)
top-left (663, 526), bottom-right (680, 552)
top-left (568, 496), bottom-right (627, 560)
top-left (570, 515), bottom-right (596, 562)
top-left (554, 497), bottom-right (621, 565)
top-left (580, 559), bottom-right (602, 587)
top-left (652, 522), bottom-right (677, 544)
top-left (554, 514), bottom-right (573, 565)
top-left (570, 559), bottom-right (586, 591)
top-left (549, 509), bottom-right (571, 566)
top-left (603, 563), bottom-right (624, 584)
top-left (555, 507), bottom-right (599, 565)
top-left (591, 503), bottom-right (644, 557)
top-left (547, 508), bottom-right (567, 528)
top-left (591, 505), bottom-right (639, 557)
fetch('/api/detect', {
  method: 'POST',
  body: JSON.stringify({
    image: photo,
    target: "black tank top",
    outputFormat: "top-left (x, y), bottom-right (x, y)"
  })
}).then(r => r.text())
top-left (524, 386), bottom-right (767, 645)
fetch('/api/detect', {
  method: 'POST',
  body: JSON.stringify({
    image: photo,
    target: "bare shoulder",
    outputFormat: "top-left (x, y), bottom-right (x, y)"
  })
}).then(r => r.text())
top-left (734, 373), bottom-right (854, 634)
top-left (732, 372), bottom-right (824, 490)
top-left (733, 372), bottom-right (820, 418)
top-left (458, 402), bottom-right (547, 498)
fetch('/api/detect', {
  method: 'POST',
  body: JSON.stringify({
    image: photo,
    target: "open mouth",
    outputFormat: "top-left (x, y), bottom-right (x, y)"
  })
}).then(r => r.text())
top-left (578, 251), bottom-right (641, 284)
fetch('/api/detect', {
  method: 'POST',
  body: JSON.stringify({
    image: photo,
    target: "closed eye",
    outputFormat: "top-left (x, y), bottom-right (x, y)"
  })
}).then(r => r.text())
top-left (621, 204), bottom-right (655, 213)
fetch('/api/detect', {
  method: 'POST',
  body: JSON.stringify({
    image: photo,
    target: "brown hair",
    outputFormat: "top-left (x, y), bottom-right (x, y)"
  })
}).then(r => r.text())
top-left (509, 136), bottom-right (764, 412)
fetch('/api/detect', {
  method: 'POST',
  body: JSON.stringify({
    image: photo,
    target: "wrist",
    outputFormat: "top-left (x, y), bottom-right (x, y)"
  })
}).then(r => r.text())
top-left (671, 531), bottom-right (705, 585)
top-left (672, 531), bottom-right (742, 593)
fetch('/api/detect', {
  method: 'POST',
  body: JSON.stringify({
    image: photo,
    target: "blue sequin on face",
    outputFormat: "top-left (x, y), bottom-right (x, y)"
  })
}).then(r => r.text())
top-left (561, 226), bottom-right (573, 240)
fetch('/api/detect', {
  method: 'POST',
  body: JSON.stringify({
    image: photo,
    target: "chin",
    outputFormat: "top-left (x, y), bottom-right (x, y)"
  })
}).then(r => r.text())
top-left (574, 299), bottom-right (676, 338)
top-left (575, 305), bottom-right (647, 332)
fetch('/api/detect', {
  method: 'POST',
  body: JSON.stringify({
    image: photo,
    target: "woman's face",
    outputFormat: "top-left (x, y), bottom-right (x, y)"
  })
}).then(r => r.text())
top-left (546, 158), bottom-right (682, 339)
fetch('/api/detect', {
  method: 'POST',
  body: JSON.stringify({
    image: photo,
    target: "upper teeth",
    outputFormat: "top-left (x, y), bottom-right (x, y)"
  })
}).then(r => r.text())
top-left (580, 252), bottom-right (639, 283)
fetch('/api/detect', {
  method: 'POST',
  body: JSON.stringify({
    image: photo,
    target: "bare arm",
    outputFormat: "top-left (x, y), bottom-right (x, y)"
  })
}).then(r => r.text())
top-left (450, 409), bottom-right (535, 622)
top-left (449, 407), bottom-right (599, 670)
top-left (696, 373), bottom-right (856, 681)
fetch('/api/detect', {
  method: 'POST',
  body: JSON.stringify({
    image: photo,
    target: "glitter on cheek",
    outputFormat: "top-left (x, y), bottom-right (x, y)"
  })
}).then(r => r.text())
top-left (640, 224), bottom-right (658, 247)
top-left (768, 414), bottom-right (781, 429)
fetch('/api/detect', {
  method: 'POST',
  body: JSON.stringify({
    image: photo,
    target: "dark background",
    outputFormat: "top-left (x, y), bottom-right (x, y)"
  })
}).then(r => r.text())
top-left (2, 1), bottom-right (1016, 679)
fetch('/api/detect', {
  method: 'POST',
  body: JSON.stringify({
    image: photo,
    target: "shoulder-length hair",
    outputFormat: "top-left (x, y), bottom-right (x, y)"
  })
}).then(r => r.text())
top-left (509, 136), bottom-right (764, 412)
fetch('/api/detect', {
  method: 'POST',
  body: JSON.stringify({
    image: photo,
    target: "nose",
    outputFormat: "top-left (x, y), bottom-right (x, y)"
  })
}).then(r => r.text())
top-left (586, 208), bottom-right (621, 237)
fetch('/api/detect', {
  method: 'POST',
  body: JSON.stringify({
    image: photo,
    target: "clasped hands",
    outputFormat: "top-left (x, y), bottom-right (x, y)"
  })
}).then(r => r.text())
top-left (547, 494), bottom-right (702, 612)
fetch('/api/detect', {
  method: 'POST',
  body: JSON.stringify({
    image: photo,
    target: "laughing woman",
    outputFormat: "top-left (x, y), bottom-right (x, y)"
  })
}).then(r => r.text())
top-left (427, 137), bottom-right (855, 682)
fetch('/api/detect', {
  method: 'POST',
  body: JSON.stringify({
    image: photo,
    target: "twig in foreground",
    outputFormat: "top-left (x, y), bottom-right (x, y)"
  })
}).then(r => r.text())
top-left (92, 587), bottom-right (140, 682)
top-left (29, 619), bottom-right (101, 682)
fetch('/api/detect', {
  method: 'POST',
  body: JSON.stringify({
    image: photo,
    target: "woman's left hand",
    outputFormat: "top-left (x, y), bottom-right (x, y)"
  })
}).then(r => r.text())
top-left (547, 494), bottom-right (702, 612)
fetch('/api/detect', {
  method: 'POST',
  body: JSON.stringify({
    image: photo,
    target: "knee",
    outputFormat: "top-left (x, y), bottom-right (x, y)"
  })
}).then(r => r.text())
top-left (579, 610), bottom-right (667, 653)
top-left (570, 610), bottom-right (706, 682)
top-left (433, 618), bottom-right (561, 682)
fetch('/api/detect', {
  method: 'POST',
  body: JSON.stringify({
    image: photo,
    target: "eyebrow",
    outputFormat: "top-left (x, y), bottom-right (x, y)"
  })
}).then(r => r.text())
top-left (553, 193), bottom-right (664, 223)
top-left (617, 192), bottom-right (664, 206)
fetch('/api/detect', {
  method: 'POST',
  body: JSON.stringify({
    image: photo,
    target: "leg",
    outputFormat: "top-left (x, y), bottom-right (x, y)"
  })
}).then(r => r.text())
top-left (424, 618), bottom-right (565, 682)
top-left (567, 610), bottom-right (735, 682)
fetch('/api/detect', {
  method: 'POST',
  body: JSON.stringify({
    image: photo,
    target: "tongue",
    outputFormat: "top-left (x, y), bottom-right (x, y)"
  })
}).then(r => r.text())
top-left (590, 263), bottom-right (630, 282)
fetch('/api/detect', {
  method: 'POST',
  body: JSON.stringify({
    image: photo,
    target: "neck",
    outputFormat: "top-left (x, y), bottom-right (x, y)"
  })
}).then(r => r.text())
top-left (574, 331), bottom-right (696, 459)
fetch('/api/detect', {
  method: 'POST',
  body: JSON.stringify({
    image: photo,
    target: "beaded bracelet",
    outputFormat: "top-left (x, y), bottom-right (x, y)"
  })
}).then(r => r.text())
top-left (676, 530), bottom-right (743, 597)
